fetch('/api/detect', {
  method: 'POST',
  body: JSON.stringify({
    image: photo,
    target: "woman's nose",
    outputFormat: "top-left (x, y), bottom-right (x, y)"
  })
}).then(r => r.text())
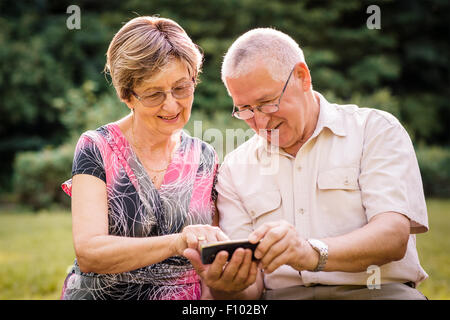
top-left (161, 93), bottom-right (180, 113)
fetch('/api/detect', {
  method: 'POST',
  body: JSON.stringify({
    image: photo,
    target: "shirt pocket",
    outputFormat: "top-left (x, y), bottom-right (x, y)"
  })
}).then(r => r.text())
top-left (316, 167), bottom-right (365, 235)
top-left (241, 190), bottom-right (282, 228)
top-left (317, 167), bottom-right (360, 190)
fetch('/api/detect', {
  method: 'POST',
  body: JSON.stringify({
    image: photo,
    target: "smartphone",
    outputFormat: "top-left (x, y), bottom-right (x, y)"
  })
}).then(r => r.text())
top-left (200, 239), bottom-right (259, 264)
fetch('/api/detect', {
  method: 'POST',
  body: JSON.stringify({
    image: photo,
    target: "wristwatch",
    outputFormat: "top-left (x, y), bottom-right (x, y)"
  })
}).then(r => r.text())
top-left (307, 239), bottom-right (328, 272)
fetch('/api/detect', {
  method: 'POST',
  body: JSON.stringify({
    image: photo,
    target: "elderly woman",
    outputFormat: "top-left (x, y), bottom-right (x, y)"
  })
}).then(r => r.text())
top-left (60, 16), bottom-right (228, 300)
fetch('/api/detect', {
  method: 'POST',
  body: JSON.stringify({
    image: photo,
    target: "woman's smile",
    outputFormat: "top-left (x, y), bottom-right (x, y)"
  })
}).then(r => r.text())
top-left (157, 112), bottom-right (180, 123)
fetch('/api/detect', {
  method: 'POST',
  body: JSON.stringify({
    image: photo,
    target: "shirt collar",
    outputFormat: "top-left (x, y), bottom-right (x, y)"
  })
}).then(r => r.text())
top-left (255, 91), bottom-right (347, 158)
top-left (312, 91), bottom-right (346, 138)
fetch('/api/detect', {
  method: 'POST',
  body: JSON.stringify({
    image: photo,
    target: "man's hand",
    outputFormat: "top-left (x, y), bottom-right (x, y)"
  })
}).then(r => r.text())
top-left (183, 246), bottom-right (258, 296)
top-left (248, 220), bottom-right (319, 273)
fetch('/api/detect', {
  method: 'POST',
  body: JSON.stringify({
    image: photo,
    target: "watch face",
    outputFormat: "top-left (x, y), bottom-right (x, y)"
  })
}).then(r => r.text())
top-left (309, 239), bottom-right (319, 248)
top-left (309, 239), bottom-right (327, 250)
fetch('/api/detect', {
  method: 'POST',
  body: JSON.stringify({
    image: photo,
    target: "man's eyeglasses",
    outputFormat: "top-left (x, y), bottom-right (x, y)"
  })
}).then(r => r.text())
top-left (231, 67), bottom-right (294, 120)
top-left (131, 78), bottom-right (195, 108)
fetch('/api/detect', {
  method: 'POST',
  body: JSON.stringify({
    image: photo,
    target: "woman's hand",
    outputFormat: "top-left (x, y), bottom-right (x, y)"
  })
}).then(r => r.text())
top-left (173, 224), bottom-right (229, 256)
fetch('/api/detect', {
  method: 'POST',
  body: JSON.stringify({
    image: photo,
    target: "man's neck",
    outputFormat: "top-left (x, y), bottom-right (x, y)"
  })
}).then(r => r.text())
top-left (282, 91), bottom-right (321, 156)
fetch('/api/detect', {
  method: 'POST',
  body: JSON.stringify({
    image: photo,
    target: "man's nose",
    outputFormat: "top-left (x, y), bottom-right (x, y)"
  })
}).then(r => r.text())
top-left (253, 109), bottom-right (270, 129)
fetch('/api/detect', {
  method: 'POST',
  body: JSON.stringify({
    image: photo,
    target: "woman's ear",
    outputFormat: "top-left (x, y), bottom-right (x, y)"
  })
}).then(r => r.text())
top-left (293, 62), bottom-right (312, 91)
top-left (121, 98), bottom-right (134, 112)
top-left (118, 89), bottom-right (135, 111)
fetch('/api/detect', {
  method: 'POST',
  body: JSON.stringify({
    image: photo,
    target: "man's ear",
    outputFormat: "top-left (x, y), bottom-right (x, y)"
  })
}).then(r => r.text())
top-left (293, 62), bottom-right (312, 91)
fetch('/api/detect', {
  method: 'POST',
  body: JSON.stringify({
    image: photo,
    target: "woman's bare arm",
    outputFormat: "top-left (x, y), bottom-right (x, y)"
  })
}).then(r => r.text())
top-left (71, 174), bottom-right (227, 274)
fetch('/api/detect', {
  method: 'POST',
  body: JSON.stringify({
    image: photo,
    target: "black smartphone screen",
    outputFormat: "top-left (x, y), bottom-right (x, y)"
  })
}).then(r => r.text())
top-left (200, 239), bottom-right (259, 264)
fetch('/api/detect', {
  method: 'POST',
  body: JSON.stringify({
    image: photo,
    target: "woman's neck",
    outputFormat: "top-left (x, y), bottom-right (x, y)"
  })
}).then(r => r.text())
top-left (118, 114), bottom-right (180, 160)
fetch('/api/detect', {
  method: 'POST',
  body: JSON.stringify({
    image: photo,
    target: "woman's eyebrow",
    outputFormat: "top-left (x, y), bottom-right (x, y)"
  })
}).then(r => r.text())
top-left (141, 77), bottom-right (190, 93)
top-left (173, 77), bottom-right (190, 84)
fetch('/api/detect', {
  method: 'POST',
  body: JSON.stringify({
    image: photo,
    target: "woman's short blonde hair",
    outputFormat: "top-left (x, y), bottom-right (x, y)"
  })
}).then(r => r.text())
top-left (105, 16), bottom-right (203, 101)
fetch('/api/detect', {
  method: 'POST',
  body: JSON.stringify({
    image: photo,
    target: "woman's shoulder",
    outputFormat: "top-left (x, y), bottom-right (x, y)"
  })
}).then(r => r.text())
top-left (77, 122), bottom-right (119, 144)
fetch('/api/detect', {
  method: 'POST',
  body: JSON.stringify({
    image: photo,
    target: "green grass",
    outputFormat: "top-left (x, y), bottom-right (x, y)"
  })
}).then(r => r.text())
top-left (416, 199), bottom-right (450, 299)
top-left (0, 210), bottom-right (74, 299)
top-left (0, 199), bottom-right (448, 299)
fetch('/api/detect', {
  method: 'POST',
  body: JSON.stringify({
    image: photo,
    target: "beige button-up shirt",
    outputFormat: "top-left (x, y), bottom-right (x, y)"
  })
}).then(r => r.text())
top-left (216, 91), bottom-right (428, 289)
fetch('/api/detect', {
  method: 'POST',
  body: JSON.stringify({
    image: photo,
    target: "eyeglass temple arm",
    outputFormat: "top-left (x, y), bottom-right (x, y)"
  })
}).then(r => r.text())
top-left (278, 68), bottom-right (295, 104)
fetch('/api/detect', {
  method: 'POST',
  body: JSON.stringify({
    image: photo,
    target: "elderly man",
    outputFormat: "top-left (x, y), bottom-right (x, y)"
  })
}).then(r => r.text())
top-left (184, 28), bottom-right (428, 300)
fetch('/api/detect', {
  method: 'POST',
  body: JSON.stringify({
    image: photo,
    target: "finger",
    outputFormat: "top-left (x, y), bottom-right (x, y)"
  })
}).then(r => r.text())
top-left (183, 248), bottom-right (207, 276)
top-left (264, 253), bottom-right (288, 274)
top-left (260, 239), bottom-right (288, 270)
top-left (254, 225), bottom-right (289, 260)
top-left (221, 248), bottom-right (246, 282)
top-left (185, 232), bottom-right (199, 249)
top-left (244, 260), bottom-right (259, 287)
top-left (202, 226), bottom-right (228, 243)
top-left (205, 229), bottom-right (220, 244)
top-left (194, 233), bottom-right (208, 251)
top-left (207, 250), bottom-right (229, 281)
top-left (233, 249), bottom-right (253, 284)
top-left (248, 222), bottom-right (277, 244)
top-left (215, 228), bottom-right (230, 242)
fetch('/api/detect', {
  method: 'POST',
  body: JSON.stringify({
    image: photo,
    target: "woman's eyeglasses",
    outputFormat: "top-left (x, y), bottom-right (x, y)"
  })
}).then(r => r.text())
top-left (131, 78), bottom-right (195, 108)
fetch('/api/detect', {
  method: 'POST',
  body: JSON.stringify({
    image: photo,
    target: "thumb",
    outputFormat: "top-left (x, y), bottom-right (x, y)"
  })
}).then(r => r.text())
top-left (183, 248), bottom-right (207, 276)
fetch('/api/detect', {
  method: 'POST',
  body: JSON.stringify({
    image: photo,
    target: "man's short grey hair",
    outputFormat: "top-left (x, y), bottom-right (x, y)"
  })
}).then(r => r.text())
top-left (221, 28), bottom-right (305, 89)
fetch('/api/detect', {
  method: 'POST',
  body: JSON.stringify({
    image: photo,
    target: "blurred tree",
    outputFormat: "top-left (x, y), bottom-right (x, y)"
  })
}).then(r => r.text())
top-left (0, 0), bottom-right (448, 198)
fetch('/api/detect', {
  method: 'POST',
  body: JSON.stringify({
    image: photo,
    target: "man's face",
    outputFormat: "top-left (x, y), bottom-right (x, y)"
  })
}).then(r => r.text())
top-left (226, 65), bottom-right (310, 154)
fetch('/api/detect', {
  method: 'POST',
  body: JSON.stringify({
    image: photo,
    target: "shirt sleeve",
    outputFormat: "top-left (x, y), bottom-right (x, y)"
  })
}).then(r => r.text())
top-left (71, 133), bottom-right (106, 183)
top-left (359, 111), bottom-right (428, 234)
top-left (216, 159), bottom-right (254, 240)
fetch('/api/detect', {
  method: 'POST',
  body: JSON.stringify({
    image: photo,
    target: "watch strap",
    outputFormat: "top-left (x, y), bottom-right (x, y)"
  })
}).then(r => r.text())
top-left (308, 239), bottom-right (328, 272)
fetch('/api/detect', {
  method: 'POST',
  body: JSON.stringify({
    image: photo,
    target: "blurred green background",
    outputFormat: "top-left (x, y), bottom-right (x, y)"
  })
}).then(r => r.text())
top-left (0, 0), bottom-right (448, 299)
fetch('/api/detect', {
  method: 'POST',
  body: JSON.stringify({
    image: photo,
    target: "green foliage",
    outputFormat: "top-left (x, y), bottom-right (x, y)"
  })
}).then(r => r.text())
top-left (13, 82), bottom-right (129, 210)
top-left (416, 146), bottom-right (450, 198)
top-left (1, 0), bottom-right (449, 201)
top-left (13, 144), bottom-right (74, 210)
top-left (55, 80), bottom-right (128, 136)
top-left (323, 88), bottom-right (401, 118)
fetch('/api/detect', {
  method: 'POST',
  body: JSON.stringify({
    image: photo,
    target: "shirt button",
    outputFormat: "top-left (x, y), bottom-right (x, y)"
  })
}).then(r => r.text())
top-left (297, 208), bottom-right (304, 215)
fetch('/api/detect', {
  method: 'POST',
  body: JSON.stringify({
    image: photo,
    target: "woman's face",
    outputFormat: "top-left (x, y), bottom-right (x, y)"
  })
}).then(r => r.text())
top-left (129, 59), bottom-right (194, 137)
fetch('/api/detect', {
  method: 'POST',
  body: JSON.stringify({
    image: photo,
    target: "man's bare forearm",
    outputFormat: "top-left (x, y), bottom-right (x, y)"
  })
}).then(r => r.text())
top-left (321, 212), bottom-right (410, 272)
